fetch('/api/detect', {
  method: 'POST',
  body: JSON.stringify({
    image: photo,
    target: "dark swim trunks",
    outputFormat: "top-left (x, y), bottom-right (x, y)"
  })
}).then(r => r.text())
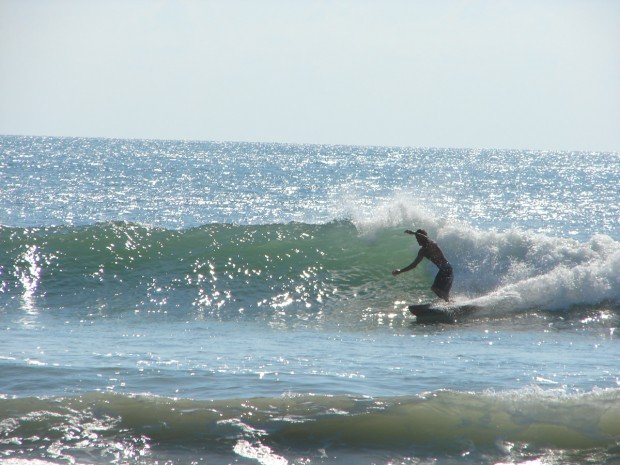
top-left (432, 263), bottom-right (453, 295)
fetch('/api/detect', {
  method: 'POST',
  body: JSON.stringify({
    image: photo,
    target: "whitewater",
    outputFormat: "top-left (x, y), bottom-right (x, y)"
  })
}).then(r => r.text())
top-left (0, 136), bottom-right (618, 465)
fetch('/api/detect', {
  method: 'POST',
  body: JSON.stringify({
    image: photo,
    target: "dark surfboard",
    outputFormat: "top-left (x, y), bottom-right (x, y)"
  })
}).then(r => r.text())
top-left (408, 303), bottom-right (480, 324)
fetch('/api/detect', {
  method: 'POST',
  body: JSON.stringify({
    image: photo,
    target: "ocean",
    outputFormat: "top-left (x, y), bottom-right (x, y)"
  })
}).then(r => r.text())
top-left (0, 135), bottom-right (618, 465)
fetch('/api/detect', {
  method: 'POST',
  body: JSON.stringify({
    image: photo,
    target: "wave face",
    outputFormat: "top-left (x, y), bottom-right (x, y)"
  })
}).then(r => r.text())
top-left (0, 389), bottom-right (618, 464)
top-left (1, 212), bottom-right (618, 322)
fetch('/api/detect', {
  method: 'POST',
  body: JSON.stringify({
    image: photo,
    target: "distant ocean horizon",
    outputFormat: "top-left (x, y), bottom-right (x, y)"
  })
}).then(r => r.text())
top-left (4, 131), bottom-right (616, 156)
top-left (1, 135), bottom-right (618, 465)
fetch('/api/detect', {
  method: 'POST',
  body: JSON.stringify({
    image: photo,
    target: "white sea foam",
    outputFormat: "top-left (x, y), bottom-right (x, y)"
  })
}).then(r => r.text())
top-left (347, 192), bottom-right (443, 237)
top-left (233, 440), bottom-right (289, 465)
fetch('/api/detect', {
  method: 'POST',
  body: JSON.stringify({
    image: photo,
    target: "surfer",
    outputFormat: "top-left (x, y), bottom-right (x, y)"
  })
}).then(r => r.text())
top-left (392, 229), bottom-right (453, 302)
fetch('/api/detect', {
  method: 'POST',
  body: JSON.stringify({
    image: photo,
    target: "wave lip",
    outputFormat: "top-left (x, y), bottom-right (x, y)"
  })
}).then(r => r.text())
top-left (0, 389), bottom-right (618, 461)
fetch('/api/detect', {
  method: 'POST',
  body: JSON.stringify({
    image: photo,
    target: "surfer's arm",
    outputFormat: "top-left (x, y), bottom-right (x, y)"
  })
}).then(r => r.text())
top-left (392, 249), bottom-right (424, 276)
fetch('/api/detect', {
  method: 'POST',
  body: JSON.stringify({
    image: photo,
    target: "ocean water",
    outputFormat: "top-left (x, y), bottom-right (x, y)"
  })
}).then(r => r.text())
top-left (0, 135), bottom-right (618, 465)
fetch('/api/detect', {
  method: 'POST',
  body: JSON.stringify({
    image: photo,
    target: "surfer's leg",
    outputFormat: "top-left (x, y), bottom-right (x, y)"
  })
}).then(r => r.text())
top-left (432, 267), bottom-right (453, 302)
top-left (431, 286), bottom-right (450, 302)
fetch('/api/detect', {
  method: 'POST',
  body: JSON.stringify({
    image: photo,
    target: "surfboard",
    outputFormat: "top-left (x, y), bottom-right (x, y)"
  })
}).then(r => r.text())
top-left (408, 303), bottom-right (480, 324)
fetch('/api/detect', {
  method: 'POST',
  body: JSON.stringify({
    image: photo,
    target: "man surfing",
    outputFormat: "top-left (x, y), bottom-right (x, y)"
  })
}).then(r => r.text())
top-left (392, 229), bottom-right (453, 302)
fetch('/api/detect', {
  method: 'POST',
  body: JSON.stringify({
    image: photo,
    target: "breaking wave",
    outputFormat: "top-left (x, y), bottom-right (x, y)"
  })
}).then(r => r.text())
top-left (0, 388), bottom-right (618, 464)
top-left (1, 208), bottom-right (618, 321)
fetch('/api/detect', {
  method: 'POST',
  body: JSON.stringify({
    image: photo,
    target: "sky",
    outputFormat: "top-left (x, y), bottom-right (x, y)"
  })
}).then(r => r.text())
top-left (1, 0), bottom-right (619, 151)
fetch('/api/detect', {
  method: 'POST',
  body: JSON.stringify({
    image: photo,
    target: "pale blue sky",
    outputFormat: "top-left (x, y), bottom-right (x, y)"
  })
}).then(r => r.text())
top-left (1, 0), bottom-right (619, 151)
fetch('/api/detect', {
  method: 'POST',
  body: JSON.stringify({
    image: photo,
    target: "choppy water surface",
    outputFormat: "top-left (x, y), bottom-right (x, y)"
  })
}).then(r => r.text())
top-left (2, 137), bottom-right (617, 237)
top-left (0, 136), bottom-right (618, 465)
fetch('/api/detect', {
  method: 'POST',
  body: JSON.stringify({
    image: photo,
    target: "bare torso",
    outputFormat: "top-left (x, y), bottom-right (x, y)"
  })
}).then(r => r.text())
top-left (419, 240), bottom-right (449, 268)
